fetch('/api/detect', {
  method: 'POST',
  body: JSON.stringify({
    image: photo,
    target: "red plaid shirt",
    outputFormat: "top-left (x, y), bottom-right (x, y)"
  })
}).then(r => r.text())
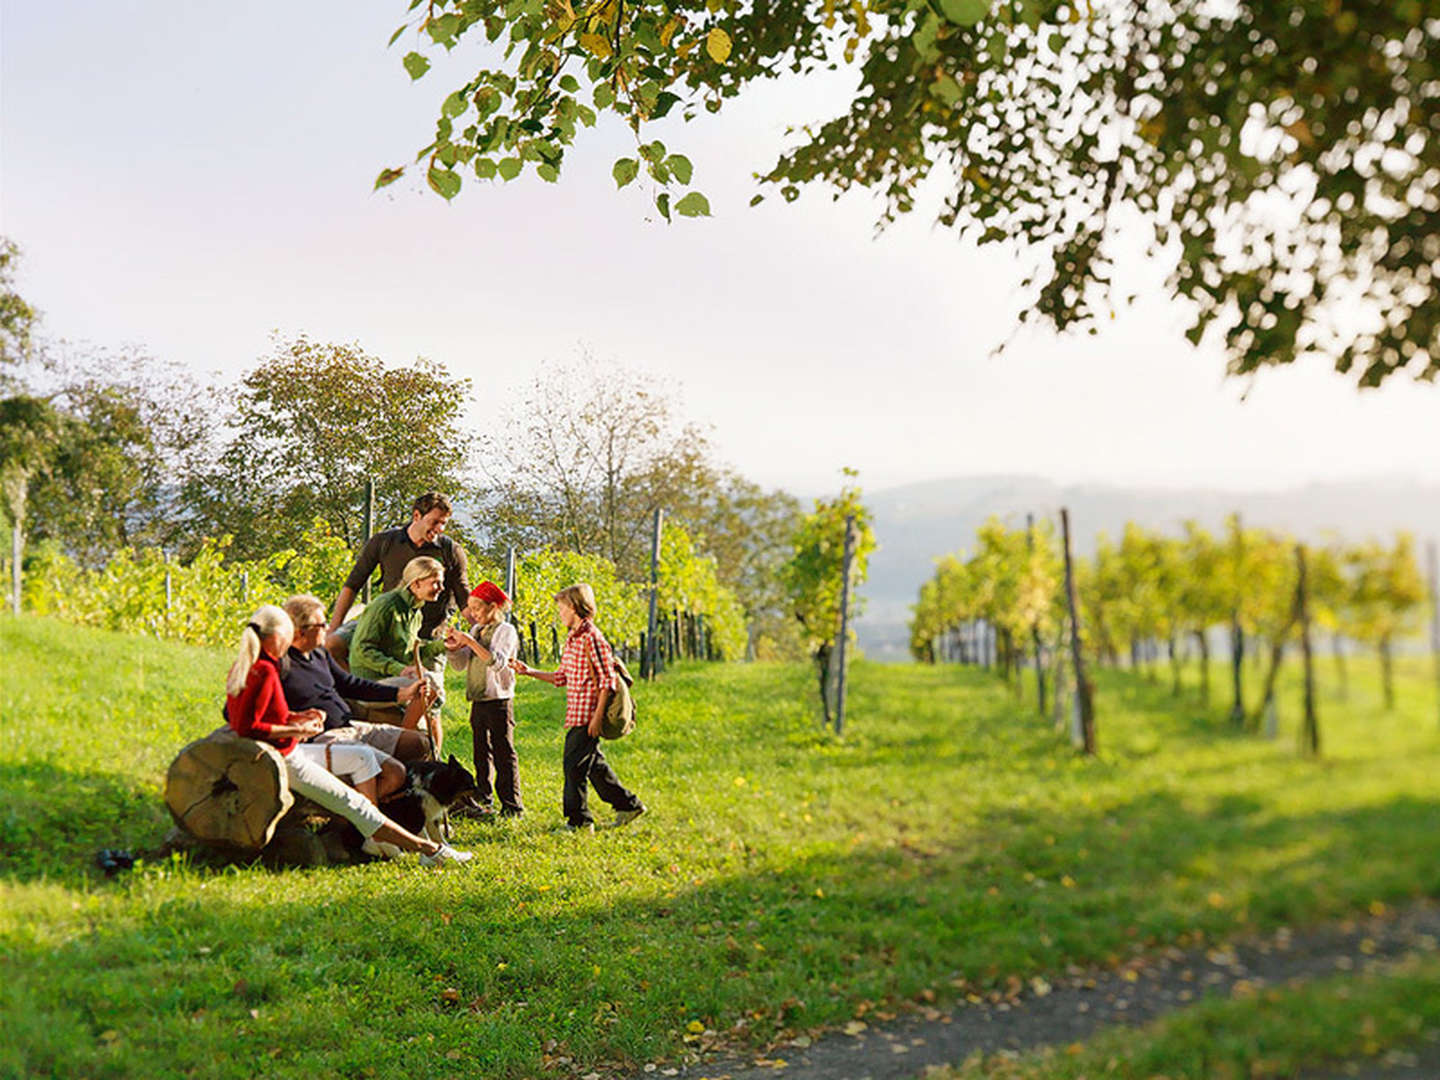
top-left (553, 620), bottom-right (619, 729)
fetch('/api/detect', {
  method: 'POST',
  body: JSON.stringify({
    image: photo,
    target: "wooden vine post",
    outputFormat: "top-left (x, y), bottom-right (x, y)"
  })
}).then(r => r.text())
top-left (1060, 507), bottom-right (1096, 755)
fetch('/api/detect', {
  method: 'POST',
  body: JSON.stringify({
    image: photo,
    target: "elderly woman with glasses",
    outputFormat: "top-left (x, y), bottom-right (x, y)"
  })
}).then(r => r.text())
top-left (224, 604), bottom-right (472, 867)
top-left (279, 594), bottom-right (432, 766)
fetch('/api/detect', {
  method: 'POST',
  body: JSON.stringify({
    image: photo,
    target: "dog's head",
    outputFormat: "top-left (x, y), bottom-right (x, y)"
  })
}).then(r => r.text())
top-left (422, 754), bottom-right (480, 809)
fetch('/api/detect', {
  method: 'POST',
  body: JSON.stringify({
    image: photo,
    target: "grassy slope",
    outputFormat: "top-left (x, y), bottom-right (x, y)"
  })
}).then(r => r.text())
top-left (2, 616), bottom-right (1439, 1078)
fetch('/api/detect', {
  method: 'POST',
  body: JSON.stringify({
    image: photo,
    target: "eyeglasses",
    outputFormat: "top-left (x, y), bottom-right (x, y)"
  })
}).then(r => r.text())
top-left (297, 622), bottom-right (325, 632)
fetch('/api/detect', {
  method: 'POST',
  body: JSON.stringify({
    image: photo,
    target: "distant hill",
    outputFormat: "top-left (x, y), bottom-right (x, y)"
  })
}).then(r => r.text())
top-left (855, 475), bottom-right (1440, 661)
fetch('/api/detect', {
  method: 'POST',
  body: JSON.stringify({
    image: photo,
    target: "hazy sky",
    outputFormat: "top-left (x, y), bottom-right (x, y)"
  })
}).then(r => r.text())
top-left (4, 1), bottom-right (1437, 498)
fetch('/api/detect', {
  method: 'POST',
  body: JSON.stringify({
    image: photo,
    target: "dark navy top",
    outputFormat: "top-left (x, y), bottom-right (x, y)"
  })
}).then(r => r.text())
top-left (281, 645), bottom-right (398, 731)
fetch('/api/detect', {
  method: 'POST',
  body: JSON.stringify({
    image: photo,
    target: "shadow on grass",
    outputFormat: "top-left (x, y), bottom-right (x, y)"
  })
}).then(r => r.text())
top-left (0, 760), bottom-right (169, 884)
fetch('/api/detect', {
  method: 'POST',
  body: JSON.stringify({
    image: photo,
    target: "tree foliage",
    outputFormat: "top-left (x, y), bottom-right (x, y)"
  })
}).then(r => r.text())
top-left (393, 1), bottom-right (1440, 385)
top-left (197, 337), bottom-right (472, 560)
top-left (476, 353), bottom-right (799, 650)
top-left (0, 238), bottom-right (37, 377)
top-left (782, 477), bottom-right (876, 657)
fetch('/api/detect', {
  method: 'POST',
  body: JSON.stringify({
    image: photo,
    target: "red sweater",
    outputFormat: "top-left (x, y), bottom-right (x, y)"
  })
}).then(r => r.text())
top-left (226, 652), bottom-right (297, 756)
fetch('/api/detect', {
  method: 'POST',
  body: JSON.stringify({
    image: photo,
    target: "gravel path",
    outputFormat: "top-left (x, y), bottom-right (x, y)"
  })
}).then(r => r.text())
top-left (628, 901), bottom-right (1440, 1080)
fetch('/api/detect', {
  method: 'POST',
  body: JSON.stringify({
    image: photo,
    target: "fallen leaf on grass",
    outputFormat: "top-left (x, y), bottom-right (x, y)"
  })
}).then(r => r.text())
top-left (843, 1020), bottom-right (867, 1036)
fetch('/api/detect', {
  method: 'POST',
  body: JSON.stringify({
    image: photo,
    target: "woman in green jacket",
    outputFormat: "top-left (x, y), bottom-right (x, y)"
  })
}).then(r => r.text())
top-left (349, 556), bottom-right (449, 754)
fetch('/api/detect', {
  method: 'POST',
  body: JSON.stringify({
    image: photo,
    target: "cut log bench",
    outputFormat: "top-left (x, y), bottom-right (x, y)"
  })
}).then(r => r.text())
top-left (162, 728), bottom-right (360, 868)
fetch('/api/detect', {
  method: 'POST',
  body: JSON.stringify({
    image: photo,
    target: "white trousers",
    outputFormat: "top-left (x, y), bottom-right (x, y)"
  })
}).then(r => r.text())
top-left (284, 746), bottom-right (386, 837)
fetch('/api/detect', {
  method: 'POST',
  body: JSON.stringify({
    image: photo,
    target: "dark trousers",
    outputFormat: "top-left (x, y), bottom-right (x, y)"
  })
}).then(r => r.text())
top-left (470, 698), bottom-right (523, 814)
top-left (562, 725), bottom-right (641, 826)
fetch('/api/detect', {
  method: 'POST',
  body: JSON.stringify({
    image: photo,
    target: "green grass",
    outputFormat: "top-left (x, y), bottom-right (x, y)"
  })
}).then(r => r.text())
top-left (3, 615), bottom-right (1440, 1078)
top-left (936, 951), bottom-right (1440, 1079)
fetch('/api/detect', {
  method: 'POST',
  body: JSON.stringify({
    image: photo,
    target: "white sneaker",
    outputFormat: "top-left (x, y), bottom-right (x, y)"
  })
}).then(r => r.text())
top-left (419, 842), bottom-right (474, 867)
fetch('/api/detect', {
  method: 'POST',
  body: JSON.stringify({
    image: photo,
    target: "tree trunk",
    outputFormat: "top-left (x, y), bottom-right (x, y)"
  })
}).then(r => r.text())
top-left (1229, 617), bottom-right (1246, 726)
top-left (1194, 629), bottom-right (1211, 705)
top-left (1253, 640), bottom-right (1286, 735)
top-left (1380, 635), bottom-right (1395, 711)
top-left (1031, 624), bottom-right (1047, 717)
top-left (164, 729), bottom-right (292, 851)
top-left (815, 643), bottom-right (834, 728)
top-left (1168, 633), bottom-right (1181, 696)
top-left (1297, 545), bottom-right (1320, 758)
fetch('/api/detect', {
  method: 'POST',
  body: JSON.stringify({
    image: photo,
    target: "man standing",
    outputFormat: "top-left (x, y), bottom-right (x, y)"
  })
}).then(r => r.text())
top-left (327, 491), bottom-right (471, 659)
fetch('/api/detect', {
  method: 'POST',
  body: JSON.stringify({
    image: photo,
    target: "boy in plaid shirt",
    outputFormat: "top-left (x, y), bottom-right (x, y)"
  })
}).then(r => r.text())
top-left (512, 583), bottom-right (645, 831)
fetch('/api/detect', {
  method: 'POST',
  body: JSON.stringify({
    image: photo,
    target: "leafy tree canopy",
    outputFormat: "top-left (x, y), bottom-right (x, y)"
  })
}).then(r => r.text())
top-left (389, 0), bottom-right (1440, 386)
top-left (196, 337), bottom-right (473, 559)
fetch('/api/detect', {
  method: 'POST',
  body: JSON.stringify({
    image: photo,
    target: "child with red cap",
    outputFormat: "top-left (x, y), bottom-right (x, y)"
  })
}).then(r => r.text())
top-left (445, 581), bottom-right (523, 817)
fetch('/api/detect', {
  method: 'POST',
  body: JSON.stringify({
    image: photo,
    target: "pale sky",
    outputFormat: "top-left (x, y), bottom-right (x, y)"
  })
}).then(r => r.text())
top-left (3, 1), bottom-right (1437, 498)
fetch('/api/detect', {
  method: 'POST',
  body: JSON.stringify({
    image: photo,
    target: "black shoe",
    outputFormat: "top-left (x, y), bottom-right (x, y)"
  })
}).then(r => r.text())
top-left (613, 805), bottom-right (647, 828)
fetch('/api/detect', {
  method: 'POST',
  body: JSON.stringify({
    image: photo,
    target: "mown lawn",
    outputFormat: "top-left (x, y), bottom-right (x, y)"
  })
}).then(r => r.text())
top-left (2, 615), bottom-right (1439, 1079)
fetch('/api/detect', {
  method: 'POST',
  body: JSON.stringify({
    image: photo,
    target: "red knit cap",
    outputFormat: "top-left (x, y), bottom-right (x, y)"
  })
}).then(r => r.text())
top-left (470, 581), bottom-right (509, 607)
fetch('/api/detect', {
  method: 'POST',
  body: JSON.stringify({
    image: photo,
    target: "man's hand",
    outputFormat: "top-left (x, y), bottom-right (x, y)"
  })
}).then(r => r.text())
top-left (399, 664), bottom-right (419, 679)
top-left (396, 680), bottom-right (420, 704)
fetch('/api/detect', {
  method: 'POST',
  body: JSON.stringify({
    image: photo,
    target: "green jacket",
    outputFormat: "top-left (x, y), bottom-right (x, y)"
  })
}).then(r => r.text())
top-left (349, 586), bottom-right (446, 680)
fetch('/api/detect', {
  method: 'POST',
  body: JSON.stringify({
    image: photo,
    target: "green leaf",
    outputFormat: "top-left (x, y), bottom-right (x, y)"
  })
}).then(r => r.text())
top-left (612, 157), bottom-right (640, 188)
top-left (442, 90), bottom-right (468, 118)
top-left (373, 167), bottom-right (406, 191)
top-left (426, 165), bottom-right (461, 200)
top-left (402, 51), bottom-right (431, 80)
top-left (498, 157), bottom-right (523, 181)
top-left (666, 154), bottom-right (694, 184)
top-left (388, 24), bottom-right (409, 47)
top-left (749, 193), bottom-right (765, 207)
top-left (559, 74), bottom-right (580, 92)
top-left (675, 191), bottom-right (711, 218)
top-left (931, 75), bottom-right (962, 105)
top-left (640, 140), bottom-right (666, 163)
top-left (594, 83), bottom-right (615, 109)
top-left (537, 162), bottom-right (559, 183)
top-left (474, 158), bottom-right (497, 180)
top-left (938, 0), bottom-right (989, 26)
top-left (656, 192), bottom-right (671, 222)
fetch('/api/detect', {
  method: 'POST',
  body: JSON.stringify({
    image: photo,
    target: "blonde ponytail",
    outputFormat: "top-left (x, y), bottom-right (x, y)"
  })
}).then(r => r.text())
top-left (225, 605), bottom-right (292, 697)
